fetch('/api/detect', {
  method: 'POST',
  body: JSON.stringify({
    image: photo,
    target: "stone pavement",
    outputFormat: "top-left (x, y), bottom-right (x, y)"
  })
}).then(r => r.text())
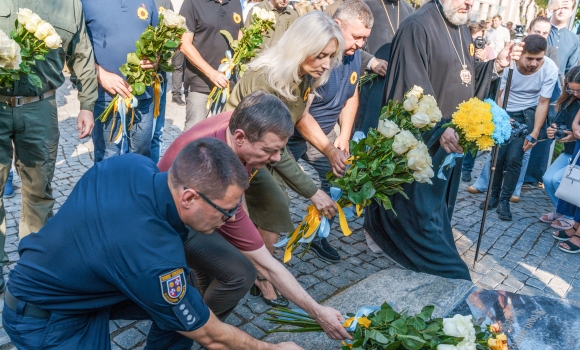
top-left (0, 77), bottom-right (578, 349)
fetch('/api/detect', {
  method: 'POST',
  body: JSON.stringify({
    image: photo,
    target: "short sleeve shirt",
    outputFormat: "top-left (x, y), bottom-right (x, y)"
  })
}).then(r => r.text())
top-left (158, 112), bottom-right (265, 251)
top-left (82, 0), bottom-right (158, 102)
top-left (180, 0), bottom-right (243, 93)
top-left (500, 57), bottom-right (558, 112)
top-left (7, 155), bottom-right (209, 332)
top-left (225, 68), bottom-right (312, 125)
top-left (298, 51), bottom-right (361, 136)
top-left (244, 1), bottom-right (299, 49)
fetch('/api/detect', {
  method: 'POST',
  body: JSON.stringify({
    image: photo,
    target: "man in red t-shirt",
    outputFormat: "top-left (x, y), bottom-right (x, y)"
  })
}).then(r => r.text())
top-left (158, 91), bottom-right (350, 341)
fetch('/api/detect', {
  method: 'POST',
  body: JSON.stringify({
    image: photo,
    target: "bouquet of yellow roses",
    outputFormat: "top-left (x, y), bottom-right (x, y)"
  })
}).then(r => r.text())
top-left (96, 9), bottom-right (186, 143)
top-left (0, 8), bottom-right (62, 88)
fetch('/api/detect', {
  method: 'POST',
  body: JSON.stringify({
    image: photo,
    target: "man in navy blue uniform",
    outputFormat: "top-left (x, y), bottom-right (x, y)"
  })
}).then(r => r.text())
top-left (2, 139), bottom-right (302, 350)
top-left (289, 0), bottom-right (371, 262)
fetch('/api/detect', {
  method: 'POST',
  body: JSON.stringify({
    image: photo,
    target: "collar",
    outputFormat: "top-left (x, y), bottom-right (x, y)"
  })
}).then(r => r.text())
top-left (153, 172), bottom-right (188, 235)
top-left (263, 0), bottom-right (289, 14)
top-left (207, 0), bottom-right (229, 4)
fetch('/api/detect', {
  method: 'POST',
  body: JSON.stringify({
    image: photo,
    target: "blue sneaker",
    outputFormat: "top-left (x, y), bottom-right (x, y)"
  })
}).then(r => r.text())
top-left (4, 170), bottom-right (15, 198)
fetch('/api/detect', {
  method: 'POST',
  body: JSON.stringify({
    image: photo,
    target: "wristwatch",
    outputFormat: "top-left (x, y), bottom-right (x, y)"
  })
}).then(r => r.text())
top-left (525, 135), bottom-right (537, 143)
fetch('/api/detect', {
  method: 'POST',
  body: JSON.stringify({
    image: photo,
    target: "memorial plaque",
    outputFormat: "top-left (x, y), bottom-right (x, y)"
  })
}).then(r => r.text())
top-left (447, 288), bottom-right (580, 350)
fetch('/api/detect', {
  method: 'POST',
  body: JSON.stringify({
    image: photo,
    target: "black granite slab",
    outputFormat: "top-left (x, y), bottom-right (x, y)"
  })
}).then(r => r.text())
top-left (447, 289), bottom-right (580, 350)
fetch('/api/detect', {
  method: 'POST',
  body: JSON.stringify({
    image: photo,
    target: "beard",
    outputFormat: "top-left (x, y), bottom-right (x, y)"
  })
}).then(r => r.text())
top-left (442, 1), bottom-right (471, 26)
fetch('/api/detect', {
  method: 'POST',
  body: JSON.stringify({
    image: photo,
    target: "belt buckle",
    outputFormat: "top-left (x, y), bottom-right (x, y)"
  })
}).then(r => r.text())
top-left (8, 96), bottom-right (23, 108)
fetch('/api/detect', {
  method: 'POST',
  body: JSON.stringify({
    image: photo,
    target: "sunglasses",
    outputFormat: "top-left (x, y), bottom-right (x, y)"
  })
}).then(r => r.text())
top-left (566, 85), bottom-right (580, 95)
top-left (184, 187), bottom-right (242, 222)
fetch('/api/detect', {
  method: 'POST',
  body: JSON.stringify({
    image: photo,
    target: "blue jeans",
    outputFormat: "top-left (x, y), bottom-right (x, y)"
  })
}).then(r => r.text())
top-left (150, 82), bottom-right (168, 163)
top-left (473, 150), bottom-right (530, 197)
top-left (92, 98), bottom-right (155, 163)
top-left (461, 151), bottom-right (476, 174)
top-left (555, 141), bottom-right (580, 222)
top-left (2, 297), bottom-right (192, 350)
top-left (543, 152), bottom-right (573, 207)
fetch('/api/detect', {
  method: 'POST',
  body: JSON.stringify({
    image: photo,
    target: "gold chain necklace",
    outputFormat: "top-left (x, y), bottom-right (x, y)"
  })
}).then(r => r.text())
top-left (380, 0), bottom-right (400, 34)
top-left (435, 1), bottom-right (471, 86)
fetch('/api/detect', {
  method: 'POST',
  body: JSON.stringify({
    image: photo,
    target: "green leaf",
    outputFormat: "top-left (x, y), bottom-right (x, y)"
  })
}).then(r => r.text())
top-left (366, 329), bottom-right (390, 344)
top-left (417, 305), bottom-right (435, 320)
top-left (385, 341), bottom-right (401, 350)
top-left (408, 317), bottom-right (426, 331)
top-left (133, 82), bottom-right (146, 95)
top-left (389, 319), bottom-right (408, 336)
top-left (164, 40), bottom-right (178, 48)
top-left (27, 74), bottom-right (42, 88)
top-left (399, 334), bottom-right (426, 350)
top-left (220, 30), bottom-right (235, 47)
top-left (127, 52), bottom-right (141, 66)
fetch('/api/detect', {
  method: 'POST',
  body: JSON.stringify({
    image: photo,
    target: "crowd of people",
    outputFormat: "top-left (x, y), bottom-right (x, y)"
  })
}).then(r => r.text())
top-left (0, 0), bottom-right (577, 348)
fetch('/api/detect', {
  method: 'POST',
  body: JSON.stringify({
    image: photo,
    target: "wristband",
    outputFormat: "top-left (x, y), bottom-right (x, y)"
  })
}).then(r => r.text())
top-left (525, 135), bottom-right (537, 143)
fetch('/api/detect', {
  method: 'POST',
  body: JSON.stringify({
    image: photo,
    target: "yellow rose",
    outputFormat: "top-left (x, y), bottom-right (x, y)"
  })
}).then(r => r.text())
top-left (34, 21), bottom-right (56, 40)
top-left (488, 333), bottom-right (508, 350)
top-left (45, 34), bottom-right (63, 49)
top-left (17, 8), bottom-right (33, 26)
top-left (24, 13), bottom-right (42, 33)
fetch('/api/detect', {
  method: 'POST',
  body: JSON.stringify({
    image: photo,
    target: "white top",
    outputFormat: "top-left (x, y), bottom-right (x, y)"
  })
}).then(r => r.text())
top-left (171, 0), bottom-right (184, 14)
top-left (485, 26), bottom-right (511, 57)
top-left (500, 56), bottom-right (559, 112)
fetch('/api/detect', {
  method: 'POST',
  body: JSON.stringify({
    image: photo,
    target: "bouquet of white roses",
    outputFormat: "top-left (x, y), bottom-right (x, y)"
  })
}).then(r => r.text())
top-left (0, 8), bottom-right (62, 88)
top-left (327, 86), bottom-right (441, 215)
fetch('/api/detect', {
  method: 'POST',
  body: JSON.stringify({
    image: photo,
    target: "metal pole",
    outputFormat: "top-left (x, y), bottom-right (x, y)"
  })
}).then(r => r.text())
top-left (473, 34), bottom-right (522, 267)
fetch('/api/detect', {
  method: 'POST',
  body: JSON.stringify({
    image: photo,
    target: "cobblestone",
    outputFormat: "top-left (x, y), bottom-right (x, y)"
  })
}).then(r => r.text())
top-left (0, 77), bottom-right (578, 349)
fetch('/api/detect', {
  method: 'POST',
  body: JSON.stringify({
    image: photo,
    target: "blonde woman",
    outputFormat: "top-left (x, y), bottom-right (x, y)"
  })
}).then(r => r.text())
top-left (225, 11), bottom-right (345, 306)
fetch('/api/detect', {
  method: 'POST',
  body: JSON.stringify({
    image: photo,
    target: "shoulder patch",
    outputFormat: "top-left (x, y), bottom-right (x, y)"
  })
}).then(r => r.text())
top-left (350, 71), bottom-right (358, 85)
top-left (233, 12), bottom-right (241, 24)
top-left (159, 268), bottom-right (186, 304)
top-left (172, 298), bottom-right (202, 330)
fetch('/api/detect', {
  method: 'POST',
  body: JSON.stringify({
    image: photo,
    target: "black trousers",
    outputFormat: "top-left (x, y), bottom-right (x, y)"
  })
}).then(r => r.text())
top-left (491, 109), bottom-right (535, 200)
top-left (184, 230), bottom-right (257, 321)
top-left (171, 49), bottom-right (185, 96)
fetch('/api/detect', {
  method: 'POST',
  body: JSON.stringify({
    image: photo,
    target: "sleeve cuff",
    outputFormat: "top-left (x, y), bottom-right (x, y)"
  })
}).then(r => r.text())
top-left (79, 101), bottom-right (95, 113)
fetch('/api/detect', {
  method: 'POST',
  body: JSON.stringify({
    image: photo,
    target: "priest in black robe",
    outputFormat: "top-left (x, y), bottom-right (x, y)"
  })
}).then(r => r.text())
top-left (364, 0), bottom-right (522, 280)
top-left (355, 0), bottom-right (414, 133)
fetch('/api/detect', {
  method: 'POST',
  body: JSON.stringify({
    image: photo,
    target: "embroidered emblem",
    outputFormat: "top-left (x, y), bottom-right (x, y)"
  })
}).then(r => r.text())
top-left (137, 4), bottom-right (149, 20)
top-left (233, 13), bottom-right (241, 24)
top-left (350, 71), bottom-right (357, 84)
top-left (159, 268), bottom-right (186, 304)
top-left (303, 87), bottom-right (311, 101)
top-left (469, 43), bottom-right (475, 57)
top-left (158, 6), bottom-right (166, 12)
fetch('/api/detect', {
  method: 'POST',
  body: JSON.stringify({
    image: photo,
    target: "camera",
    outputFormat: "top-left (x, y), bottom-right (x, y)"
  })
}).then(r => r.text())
top-left (554, 124), bottom-right (571, 140)
top-left (509, 121), bottom-right (529, 142)
top-left (474, 36), bottom-right (486, 50)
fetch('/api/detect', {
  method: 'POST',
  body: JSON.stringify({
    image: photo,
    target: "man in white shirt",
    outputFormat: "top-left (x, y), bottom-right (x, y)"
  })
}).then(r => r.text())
top-left (479, 34), bottom-right (558, 221)
top-left (484, 15), bottom-right (511, 57)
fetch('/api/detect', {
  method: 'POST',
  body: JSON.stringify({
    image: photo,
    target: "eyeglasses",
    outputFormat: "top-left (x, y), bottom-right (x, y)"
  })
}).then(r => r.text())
top-left (184, 187), bottom-right (242, 222)
top-left (566, 85), bottom-right (580, 95)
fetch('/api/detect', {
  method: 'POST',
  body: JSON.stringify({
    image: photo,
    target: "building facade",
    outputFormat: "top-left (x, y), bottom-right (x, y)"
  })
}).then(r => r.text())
top-left (472, 0), bottom-right (538, 26)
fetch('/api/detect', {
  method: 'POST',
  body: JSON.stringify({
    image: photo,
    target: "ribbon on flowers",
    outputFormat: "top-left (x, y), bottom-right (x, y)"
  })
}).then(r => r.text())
top-left (109, 94), bottom-right (138, 146)
top-left (152, 72), bottom-right (164, 118)
top-left (437, 152), bottom-right (464, 180)
top-left (342, 306), bottom-right (381, 332)
top-left (274, 187), bottom-right (354, 263)
top-left (207, 50), bottom-right (235, 113)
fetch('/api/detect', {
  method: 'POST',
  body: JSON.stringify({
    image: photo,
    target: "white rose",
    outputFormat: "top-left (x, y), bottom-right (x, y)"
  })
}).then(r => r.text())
top-left (0, 31), bottom-right (22, 69)
top-left (377, 119), bottom-right (400, 138)
top-left (24, 13), bottom-right (42, 33)
top-left (44, 34), bottom-right (62, 49)
top-left (456, 340), bottom-right (477, 350)
top-left (411, 111), bottom-right (431, 128)
top-left (407, 142), bottom-right (432, 171)
top-left (406, 85), bottom-right (423, 99)
top-left (403, 94), bottom-right (419, 112)
top-left (429, 107), bottom-right (443, 126)
top-left (34, 21), bottom-right (56, 40)
top-left (162, 10), bottom-right (181, 28)
top-left (17, 8), bottom-right (33, 26)
top-left (442, 315), bottom-right (477, 342)
top-left (177, 15), bottom-right (187, 30)
top-left (392, 130), bottom-right (418, 155)
top-left (413, 167), bottom-right (434, 184)
top-left (437, 345), bottom-right (458, 350)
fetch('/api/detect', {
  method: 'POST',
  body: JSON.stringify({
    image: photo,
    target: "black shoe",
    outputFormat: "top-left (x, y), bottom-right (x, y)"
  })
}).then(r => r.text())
top-left (304, 237), bottom-right (340, 262)
top-left (250, 279), bottom-right (289, 307)
top-left (461, 172), bottom-right (471, 182)
top-left (479, 197), bottom-right (499, 210)
top-left (497, 200), bottom-right (512, 221)
top-left (172, 94), bottom-right (185, 106)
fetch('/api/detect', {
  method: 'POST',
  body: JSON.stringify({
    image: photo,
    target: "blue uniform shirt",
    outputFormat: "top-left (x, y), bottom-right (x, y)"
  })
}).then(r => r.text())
top-left (7, 154), bottom-right (209, 332)
top-left (548, 25), bottom-right (580, 76)
top-left (297, 50), bottom-right (361, 136)
top-left (82, 0), bottom-right (159, 102)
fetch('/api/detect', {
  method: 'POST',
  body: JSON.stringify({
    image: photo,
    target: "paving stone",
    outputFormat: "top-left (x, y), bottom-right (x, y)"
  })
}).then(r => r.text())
top-left (134, 321), bottom-right (151, 335)
top-left (114, 320), bottom-right (135, 329)
top-left (113, 328), bottom-right (146, 350)
top-left (239, 322), bottom-right (266, 339)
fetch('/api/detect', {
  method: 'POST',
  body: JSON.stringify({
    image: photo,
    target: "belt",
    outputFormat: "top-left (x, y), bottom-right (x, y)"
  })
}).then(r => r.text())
top-left (4, 288), bottom-right (51, 319)
top-left (0, 89), bottom-right (56, 108)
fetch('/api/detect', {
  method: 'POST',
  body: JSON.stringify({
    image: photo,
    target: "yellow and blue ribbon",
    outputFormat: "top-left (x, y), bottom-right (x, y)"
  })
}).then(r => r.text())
top-left (111, 94), bottom-right (138, 150)
top-left (437, 152), bottom-right (464, 180)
